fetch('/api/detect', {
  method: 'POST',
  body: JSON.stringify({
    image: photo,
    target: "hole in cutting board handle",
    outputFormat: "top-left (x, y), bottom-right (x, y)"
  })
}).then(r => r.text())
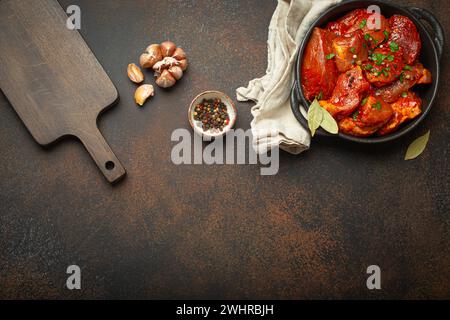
top-left (105, 161), bottom-right (115, 171)
top-left (76, 127), bottom-right (126, 182)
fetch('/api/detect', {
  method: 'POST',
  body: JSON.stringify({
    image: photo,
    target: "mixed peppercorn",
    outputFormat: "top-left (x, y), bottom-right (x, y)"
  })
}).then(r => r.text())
top-left (193, 98), bottom-right (230, 131)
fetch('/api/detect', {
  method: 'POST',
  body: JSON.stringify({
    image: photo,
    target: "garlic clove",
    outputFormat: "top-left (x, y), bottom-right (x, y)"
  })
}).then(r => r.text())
top-left (178, 59), bottom-right (188, 71)
top-left (140, 44), bottom-right (163, 68)
top-left (155, 69), bottom-right (176, 88)
top-left (127, 63), bottom-right (144, 83)
top-left (161, 41), bottom-right (177, 57)
top-left (172, 47), bottom-right (186, 60)
top-left (140, 53), bottom-right (155, 69)
top-left (145, 44), bottom-right (162, 55)
top-left (134, 84), bottom-right (155, 106)
top-left (168, 66), bottom-right (183, 80)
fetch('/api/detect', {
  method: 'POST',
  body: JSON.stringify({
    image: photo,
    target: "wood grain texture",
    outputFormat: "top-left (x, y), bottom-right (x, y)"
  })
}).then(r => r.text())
top-left (0, 0), bottom-right (448, 299)
top-left (0, 0), bottom-right (125, 183)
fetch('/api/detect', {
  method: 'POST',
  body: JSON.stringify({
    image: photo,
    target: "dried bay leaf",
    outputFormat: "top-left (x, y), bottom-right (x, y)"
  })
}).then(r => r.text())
top-left (306, 98), bottom-right (339, 136)
top-left (307, 99), bottom-right (323, 137)
top-left (320, 107), bottom-right (339, 134)
top-left (405, 130), bottom-right (430, 160)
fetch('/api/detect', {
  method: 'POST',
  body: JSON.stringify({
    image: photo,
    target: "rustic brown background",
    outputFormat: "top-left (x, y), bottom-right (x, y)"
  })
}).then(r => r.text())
top-left (0, 0), bottom-right (448, 299)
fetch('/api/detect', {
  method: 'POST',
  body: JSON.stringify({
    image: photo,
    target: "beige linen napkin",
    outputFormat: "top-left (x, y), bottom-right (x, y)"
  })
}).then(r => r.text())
top-left (237, 0), bottom-right (341, 154)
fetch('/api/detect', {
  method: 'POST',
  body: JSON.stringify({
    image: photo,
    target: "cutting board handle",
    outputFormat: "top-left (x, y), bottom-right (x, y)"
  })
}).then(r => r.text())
top-left (76, 125), bottom-right (126, 183)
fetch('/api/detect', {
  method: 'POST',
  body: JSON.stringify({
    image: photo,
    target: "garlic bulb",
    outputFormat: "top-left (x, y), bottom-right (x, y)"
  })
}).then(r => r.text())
top-left (139, 41), bottom-right (188, 88)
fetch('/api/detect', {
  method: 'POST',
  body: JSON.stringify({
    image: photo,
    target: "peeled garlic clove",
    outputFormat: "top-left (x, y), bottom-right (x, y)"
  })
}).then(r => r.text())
top-left (161, 41), bottom-right (176, 57)
top-left (178, 59), bottom-right (188, 71)
top-left (127, 63), bottom-right (144, 84)
top-left (172, 47), bottom-right (186, 60)
top-left (134, 84), bottom-right (154, 106)
top-left (168, 66), bottom-right (183, 80)
top-left (155, 70), bottom-right (176, 88)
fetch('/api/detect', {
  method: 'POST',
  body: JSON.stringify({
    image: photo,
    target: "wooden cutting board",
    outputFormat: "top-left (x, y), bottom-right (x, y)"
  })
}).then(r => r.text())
top-left (0, 0), bottom-right (126, 183)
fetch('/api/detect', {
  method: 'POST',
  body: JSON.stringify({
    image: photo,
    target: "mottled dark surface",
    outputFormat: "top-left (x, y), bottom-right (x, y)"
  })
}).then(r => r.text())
top-left (0, 0), bottom-right (448, 299)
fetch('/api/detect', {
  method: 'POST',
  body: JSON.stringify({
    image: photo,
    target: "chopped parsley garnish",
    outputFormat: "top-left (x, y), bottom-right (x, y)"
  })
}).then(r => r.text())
top-left (360, 19), bottom-right (367, 28)
top-left (361, 97), bottom-right (368, 106)
top-left (399, 72), bottom-right (405, 83)
top-left (350, 47), bottom-right (356, 54)
top-left (364, 64), bottom-right (373, 70)
top-left (364, 33), bottom-right (371, 41)
top-left (390, 41), bottom-right (399, 52)
top-left (352, 110), bottom-right (359, 120)
top-left (403, 65), bottom-right (413, 71)
top-left (401, 92), bottom-right (408, 98)
top-left (372, 53), bottom-right (387, 66)
top-left (326, 53), bottom-right (335, 60)
top-left (386, 55), bottom-right (394, 62)
top-left (372, 101), bottom-right (382, 110)
top-left (382, 69), bottom-right (389, 77)
top-left (383, 30), bottom-right (389, 40)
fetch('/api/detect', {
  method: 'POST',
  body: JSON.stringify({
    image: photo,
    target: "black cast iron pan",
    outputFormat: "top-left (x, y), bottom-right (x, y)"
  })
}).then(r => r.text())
top-left (290, 0), bottom-right (444, 143)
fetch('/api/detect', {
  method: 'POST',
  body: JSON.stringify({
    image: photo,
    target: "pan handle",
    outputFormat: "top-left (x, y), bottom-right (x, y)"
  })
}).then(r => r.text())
top-left (76, 124), bottom-right (126, 184)
top-left (408, 7), bottom-right (444, 61)
top-left (290, 81), bottom-right (330, 137)
top-left (290, 82), bottom-right (309, 131)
